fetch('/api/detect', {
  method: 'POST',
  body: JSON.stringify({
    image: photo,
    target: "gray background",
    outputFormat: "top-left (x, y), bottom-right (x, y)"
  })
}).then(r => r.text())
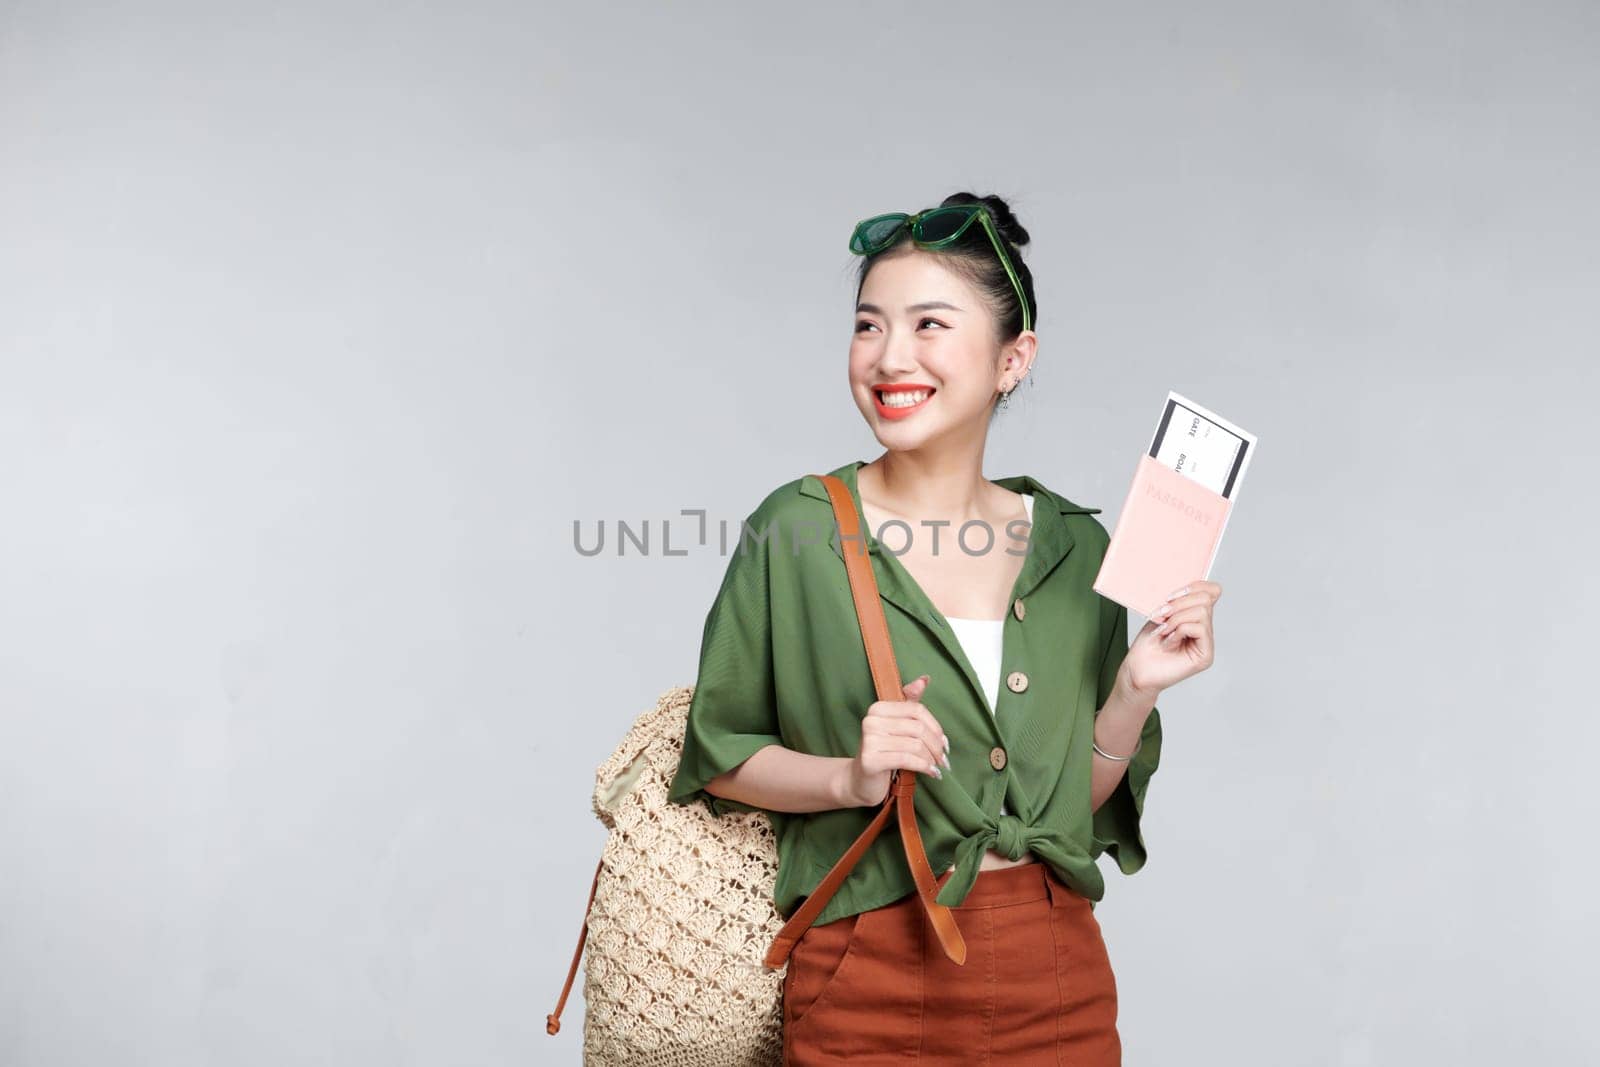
top-left (2, 1), bottom-right (1595, 1064)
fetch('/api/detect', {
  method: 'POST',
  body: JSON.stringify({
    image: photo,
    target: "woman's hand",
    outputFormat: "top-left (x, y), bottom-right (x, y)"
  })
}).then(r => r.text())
top-left (1119, 580), bottom-right (1222, 701)
top-left (841, 674), bottom-right (951, 808)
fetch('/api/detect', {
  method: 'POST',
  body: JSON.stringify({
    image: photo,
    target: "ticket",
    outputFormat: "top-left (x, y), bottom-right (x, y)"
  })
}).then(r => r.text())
top-left (1147, 392), bottom-right (1256, 500)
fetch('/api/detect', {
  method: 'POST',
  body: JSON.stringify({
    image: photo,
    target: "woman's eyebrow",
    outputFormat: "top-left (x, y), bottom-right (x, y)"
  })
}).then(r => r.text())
top-left (855, 300), bottom-right (966, 315)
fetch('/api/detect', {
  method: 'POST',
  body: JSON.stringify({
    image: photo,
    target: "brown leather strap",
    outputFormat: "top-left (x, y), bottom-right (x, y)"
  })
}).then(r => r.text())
top-left (762, 473), bottom-right (967, 968)
top-left (546, 854), bottom-right (603, 1035)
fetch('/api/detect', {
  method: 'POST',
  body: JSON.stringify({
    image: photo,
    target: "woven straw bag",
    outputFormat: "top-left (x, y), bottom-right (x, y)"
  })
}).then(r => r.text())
top-left (548, 685), bottom-right (785, 1065)
top-left (545, 473), bottom-right (971, 1064)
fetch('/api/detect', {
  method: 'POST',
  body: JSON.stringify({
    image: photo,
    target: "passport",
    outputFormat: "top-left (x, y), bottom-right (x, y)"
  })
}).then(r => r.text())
top-left (1092, 392), bottom-right (1256, 618)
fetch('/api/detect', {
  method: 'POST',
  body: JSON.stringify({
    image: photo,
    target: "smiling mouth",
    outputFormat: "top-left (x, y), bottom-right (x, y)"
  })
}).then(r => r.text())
top-left (876, 387), bottom-right (935, 408)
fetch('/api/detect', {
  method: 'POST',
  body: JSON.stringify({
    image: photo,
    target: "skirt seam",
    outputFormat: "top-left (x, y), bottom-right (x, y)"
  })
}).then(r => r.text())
top-left (915, 911), bottom-right (926, 1062)
top-left (1048, 885), bottom-right (1066, 1065)
top-left (983, 907), bottom-right (996, 1065)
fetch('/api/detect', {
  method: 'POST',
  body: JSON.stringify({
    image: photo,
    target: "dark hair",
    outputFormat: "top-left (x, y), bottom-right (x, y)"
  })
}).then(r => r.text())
top-left (854, 191), bottom-right (1037, 343)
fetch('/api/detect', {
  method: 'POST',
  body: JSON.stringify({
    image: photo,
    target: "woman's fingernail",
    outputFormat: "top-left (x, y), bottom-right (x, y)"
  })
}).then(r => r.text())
top-left (940, 751), bottom-right (951, 769)
top-left (942, 734), bottom-right (950, 752)
top-left (929, 763), bottom-right (942, 779)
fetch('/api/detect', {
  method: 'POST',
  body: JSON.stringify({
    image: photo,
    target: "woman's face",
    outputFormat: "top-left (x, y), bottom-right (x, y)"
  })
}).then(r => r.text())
top-left (848, 249), bottom-right (1030, 449)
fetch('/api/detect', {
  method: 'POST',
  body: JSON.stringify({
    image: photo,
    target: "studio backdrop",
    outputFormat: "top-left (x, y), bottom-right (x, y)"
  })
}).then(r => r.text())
top-left (1, 2), bottom-right (1595, 1064)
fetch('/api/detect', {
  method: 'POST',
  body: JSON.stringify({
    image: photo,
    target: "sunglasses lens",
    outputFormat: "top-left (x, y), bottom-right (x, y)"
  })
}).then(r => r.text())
top-left (916, 206), bottom-right (980, 244)
top-left (852, 214), bottom-right (911, 253)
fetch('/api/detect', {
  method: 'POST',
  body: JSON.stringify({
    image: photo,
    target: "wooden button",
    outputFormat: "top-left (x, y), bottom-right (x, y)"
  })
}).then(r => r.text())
top-left (1006, 670), bottom-right (1029, 693)
top-left (989, 746), bottom-right (1007, 771)
top-left (1012, 597), bottom-right (1026, 621)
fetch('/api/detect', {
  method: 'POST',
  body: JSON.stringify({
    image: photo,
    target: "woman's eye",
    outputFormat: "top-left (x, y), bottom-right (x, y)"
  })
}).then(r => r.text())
top-left (855, 320), bottom-right (879, 333)
top-left (919, 318), bottom-right (947, 330)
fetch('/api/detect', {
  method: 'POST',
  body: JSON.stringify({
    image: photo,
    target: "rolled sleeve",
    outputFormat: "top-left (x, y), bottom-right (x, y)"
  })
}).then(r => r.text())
top-left (666, 514), bottom-right (783, 818)
top-left (1090, 601), bottom-right (1163, 874)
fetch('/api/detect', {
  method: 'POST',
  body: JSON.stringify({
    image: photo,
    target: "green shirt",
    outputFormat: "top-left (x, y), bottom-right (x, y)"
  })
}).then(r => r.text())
top-left (666, 459), bottom-right (1162, 926)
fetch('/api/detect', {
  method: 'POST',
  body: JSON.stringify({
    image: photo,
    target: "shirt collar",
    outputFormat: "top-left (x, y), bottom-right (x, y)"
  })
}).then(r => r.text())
top-left (796, 457), bottom-right (1101, 641)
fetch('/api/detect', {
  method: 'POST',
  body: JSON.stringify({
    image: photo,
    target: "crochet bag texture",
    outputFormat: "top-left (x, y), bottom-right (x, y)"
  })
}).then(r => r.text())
top-left (547, 684), bottom-right (787, 1065)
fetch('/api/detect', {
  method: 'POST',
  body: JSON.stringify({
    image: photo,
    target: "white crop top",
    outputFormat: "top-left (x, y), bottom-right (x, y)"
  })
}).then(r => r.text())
top-left (945, 492), bottom-right (1034, 817)
top-left (944, 490), bottom-right (1033, 713)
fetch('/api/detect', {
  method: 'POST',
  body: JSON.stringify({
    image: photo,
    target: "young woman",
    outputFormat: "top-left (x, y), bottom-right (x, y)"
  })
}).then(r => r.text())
top-left (666, 192), bottom-right (1221, 1064)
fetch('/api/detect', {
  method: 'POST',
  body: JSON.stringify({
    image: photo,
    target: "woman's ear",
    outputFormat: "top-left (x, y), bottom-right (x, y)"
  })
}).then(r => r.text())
top-left (999, 331), bottom-right (1038, 385)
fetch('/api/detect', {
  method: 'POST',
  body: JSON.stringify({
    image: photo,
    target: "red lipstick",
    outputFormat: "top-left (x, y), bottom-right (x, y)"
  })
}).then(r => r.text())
top-left (873, 383), bottom-right (937, 420)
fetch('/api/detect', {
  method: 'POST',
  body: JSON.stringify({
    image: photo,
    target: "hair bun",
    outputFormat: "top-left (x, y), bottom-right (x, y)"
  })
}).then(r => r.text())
top-left (940, 191), bottom-right (1030, 248)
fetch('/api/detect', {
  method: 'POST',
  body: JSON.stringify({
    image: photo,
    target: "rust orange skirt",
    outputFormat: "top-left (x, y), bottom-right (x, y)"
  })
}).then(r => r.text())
top-left (781, 860), bottom-right (1120, 1065)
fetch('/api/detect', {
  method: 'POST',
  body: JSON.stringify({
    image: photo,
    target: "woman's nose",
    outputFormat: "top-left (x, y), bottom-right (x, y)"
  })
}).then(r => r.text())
top-left (877, 335), bottom-right (919, 372)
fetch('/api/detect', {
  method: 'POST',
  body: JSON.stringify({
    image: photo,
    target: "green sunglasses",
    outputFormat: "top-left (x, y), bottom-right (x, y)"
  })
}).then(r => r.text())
top-left (847, 204), bottom-right (1032, 333)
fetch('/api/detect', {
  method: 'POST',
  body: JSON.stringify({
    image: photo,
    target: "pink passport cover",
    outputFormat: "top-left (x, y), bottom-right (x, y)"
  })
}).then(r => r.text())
top-left (1092, 453), bottom-right (1232, 618)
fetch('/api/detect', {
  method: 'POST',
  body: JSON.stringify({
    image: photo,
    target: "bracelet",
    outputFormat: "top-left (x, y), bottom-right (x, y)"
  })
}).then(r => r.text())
top-left (1092, 736), bottom-right (1142, 762)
